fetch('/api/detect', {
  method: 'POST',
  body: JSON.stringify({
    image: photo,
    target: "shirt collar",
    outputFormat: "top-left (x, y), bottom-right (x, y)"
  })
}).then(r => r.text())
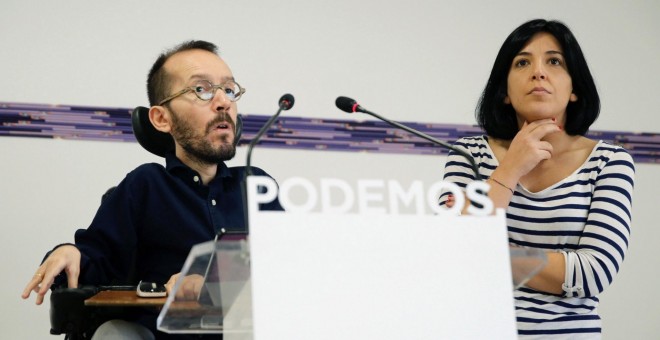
top-left (164, 151), bottom-right (232, 182)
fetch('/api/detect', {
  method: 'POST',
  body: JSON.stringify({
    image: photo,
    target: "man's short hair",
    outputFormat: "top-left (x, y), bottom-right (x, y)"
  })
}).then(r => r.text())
top-left (147, 40), bottom-right (219, 106)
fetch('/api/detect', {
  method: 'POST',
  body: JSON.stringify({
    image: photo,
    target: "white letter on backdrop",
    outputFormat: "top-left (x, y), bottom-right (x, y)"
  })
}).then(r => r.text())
top-left (279, 177), bottom-right (318, 213)
top-left (426, 181), bottom-right (464, 216)
top-left (466, 181), bottom-right (493, 216)
top-left (247, 176), bottom-right (278, 216)
top-left (357, 179), bottom-right (386, 214)
top-left (388, 180), bottom-right (425, 215)
top-left (320, 178), bottom-right (355, 213)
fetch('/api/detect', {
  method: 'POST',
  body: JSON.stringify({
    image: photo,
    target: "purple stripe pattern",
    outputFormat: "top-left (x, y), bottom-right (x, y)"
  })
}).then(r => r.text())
top-left (1, 101), bottom-right (659, 163)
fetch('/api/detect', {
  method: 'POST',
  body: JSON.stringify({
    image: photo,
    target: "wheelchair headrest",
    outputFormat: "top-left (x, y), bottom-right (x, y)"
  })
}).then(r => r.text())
top-left (131, 106), bottom-right (243, 157)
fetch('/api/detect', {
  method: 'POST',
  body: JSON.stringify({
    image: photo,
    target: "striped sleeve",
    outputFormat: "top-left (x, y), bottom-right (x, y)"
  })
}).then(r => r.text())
top-left (440, 137), bottom-right (488, 204)
top-left (562, 146), bottom-right (635, 298)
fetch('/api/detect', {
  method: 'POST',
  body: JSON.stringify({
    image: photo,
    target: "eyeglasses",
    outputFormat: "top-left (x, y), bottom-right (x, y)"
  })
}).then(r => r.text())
top-left (159, 79), bottom-right (246, 106)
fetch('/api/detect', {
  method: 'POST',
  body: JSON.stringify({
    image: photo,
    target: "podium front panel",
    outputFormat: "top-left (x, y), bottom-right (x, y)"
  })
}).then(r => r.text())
top-left (249, 210), bottom-right (517, 340)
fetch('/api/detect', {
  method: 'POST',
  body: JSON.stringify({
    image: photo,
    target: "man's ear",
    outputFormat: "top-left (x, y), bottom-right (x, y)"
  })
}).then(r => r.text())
top-left (504, 96), bottom-right (511, 104)
top-left (149, 106), bottom-right (172, 133)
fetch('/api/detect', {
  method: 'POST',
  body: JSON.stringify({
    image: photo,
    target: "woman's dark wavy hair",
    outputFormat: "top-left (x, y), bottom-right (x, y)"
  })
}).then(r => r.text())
top-left (476, 19), bottom-right (599, 139)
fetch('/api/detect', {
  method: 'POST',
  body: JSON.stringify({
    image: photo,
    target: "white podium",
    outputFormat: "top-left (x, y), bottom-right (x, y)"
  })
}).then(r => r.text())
top-left (157, 208), bottom-right (548, 340)
top-left (249, 210), bottom-right (519, 340)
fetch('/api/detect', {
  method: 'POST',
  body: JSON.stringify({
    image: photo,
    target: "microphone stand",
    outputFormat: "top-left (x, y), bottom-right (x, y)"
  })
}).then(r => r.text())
top-left (245, 104), bottom-right (287, 177)
top-left (242, 94), bottom-right (294, 234)
top-left (357, 108), bottom-right (482, 181)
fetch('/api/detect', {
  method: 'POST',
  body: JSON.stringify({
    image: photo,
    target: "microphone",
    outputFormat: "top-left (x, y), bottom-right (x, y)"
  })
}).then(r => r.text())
top-left (246, 93), bottom-right (295, 176)
top-left (335, 96), bottom-right (482, 180)
top-left (242, 94), bottom-right (294, 234)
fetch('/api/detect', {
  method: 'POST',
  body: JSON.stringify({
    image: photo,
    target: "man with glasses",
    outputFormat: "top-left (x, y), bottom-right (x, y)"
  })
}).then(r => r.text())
top-left (22, 40), bottom-right (282, 339)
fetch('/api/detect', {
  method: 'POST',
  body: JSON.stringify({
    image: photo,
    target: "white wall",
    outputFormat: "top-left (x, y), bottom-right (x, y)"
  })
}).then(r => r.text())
top-left (2, 1), bottom-right (659, 339)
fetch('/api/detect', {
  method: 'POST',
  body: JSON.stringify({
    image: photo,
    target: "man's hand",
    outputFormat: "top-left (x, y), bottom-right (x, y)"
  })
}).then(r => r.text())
top-left (165, 273), bottom-right (204, 301)
top-left (21, 245), bottom-right (81, 305)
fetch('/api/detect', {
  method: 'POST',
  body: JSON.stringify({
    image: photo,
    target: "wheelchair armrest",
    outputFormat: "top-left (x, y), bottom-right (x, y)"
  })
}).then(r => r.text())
top-left (49, 286), bottom-right (99, 337)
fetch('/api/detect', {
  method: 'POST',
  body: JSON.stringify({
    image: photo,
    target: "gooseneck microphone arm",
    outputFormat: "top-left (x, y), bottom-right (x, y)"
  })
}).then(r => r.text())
top-left (245, 93), bottom-right (295, 176)
top-left (335, 96), bottom-right (481, 181)
top-left (242, 93), bottom-right (294, 235)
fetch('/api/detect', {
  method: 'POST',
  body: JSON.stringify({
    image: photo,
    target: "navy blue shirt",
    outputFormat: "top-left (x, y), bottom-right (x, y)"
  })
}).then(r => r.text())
top-left (51, 152), bottom-right (282, 338)
top-left (65, 152), bottom-right (282, 285)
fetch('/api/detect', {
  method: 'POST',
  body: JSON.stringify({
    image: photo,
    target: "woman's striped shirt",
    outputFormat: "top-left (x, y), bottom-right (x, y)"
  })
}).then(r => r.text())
top-left (442, 136), bottom-right (635, 339)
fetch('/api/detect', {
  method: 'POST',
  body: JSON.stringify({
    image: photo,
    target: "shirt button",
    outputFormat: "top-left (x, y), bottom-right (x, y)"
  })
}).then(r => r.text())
top-left (193, 176), bottom-right (200, 183)
top-left (211, 199), bottom-right (217, 206)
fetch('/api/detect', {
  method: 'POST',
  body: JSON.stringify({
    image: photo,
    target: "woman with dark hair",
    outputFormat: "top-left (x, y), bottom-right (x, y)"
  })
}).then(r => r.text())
top-left (442, 19), bottom-right (634, 338)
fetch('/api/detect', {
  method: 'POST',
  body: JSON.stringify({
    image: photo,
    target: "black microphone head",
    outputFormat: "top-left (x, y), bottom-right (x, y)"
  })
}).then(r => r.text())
top-left (279, 93), bottom-right (295, 110)
top-left (335, 96), bottom-right (358, 113)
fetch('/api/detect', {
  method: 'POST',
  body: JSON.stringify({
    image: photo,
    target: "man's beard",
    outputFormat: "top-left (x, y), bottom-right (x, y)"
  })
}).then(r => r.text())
top-left (169, 108), bottom-right (236, 165)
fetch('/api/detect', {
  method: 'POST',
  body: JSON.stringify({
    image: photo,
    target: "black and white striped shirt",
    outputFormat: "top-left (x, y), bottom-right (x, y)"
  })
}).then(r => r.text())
top-left (442, 136), bottom-right (635, 339)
